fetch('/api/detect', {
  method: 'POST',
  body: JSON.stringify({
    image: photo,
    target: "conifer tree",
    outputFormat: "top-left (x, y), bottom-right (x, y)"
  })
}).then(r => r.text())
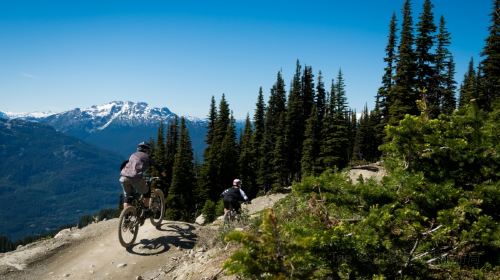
top-left (459, 58), bottom-right (477, 107)
top-left (435, 16), bottom-right (456, 115)
top-left (390, 0), bottom-right (418, 124)
top-left (164, 117), bottom-right (179, 194)
top-left (154, 121), bottom-right (167, 165)
top-left (217, 113), bottom-right (239, 195)
top-left (272, 112), bottom-right (289, 187)
top-left (478, 0), bottom-right (500, 111)
top-left (301, 105), bottom-right (320, 176)
top-left (258, 72), bottom-right (287, 190)
top-left (302, 65), bottom-right (315, 121)
top-left (319, 79), bottom-right (337, 170)
top-left (442, 54), bottom-right (457, 114)
top-left (198, 97), bottom-right (219, 204)
top-left (165, 117), bottom-right (195, 221)
top-left (285, 61), bottom-right (304, 183)
top-left (316, 71), bottom-right (327, 126)
top-left (252, 88), bottom-right (266, 193)
top-left (416, 0), bottom-right (438, 117)
top-left (378, 13), bottom-right (398, 123)
top-left (238, 115), bottom-right (257, 198)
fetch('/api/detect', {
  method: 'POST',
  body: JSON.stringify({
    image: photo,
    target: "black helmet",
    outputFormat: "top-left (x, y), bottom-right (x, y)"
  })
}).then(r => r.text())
top-left (137, 141), bottom-right (152, 153)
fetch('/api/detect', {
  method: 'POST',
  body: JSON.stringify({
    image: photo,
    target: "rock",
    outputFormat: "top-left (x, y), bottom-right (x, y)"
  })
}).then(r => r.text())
top-left (63, 273), bottom-right (71, 277)
top-left (195, 214), bottom-right (206, 225)
top-left (89, 270), bottom-right (95, 274)
top-left (136, 276), bottom-right (144, 280)
top-left (54, 228), bottom-right (71, 239)
top-left (117, 263), bottom-right (127, 268)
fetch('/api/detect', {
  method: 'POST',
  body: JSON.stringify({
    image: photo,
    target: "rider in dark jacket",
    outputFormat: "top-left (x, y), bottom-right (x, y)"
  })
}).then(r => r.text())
top-left (221, 179), bottom-right (249, 213)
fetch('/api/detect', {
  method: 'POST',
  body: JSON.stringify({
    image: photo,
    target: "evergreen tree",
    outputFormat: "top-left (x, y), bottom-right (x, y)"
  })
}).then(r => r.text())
top-left (316, 71), bottom-right (327, 126)
top-left (319, 79), bottom-right (337, 170)
top-left (302, 65), bottom-right (316, 121)
top-left (217, 113), bottom-right (239, 196)
top-left (258, 72), bottom-right (287, 190)
top-left (416, 0), bottom-right (438, 117)
top-left (198, 97), bottom-right (219, 204)
top-left (390, 0), bottom-right (418, 124)
top-left (301, 105), bottom-right (320, 176)
top-left (285, 61), bottom-right (304, 183)
top-left (152, 121), bottom-right (167, 196)
top-left (238, 115), bottom-right (257, 198)
top-left (478, 0), bottom-right (500, 111)
top-left (378, 12), bottom-right (398, 123)
top-left (165, 117), bottom-right (179, 197)
top-left (165, 117), bottom-right (196, 221)
top-left (442, 54), bottom-right (457, 114)
top-left (319, 76), bottom-right (350, 170)
top-left (459, 58), bottom-right (478, 107)
top-left (272, 112), bottom-right (289, 187)
top-left (252, 88), bottom-right (266, 194)
top-left (334, 70), bottom-right (351, 167)
top-left (435, 16), bottom-right (456, 115)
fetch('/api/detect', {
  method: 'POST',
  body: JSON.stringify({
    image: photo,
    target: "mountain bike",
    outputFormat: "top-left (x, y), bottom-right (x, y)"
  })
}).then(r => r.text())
top-left (118, 177), bottom-right (165, 248)
top-left (223, 201), bottom-right (250, 229)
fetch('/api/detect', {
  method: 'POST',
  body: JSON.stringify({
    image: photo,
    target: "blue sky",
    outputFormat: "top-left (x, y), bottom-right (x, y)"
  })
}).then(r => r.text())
top-left (0, 0), bottom-right (493, 119)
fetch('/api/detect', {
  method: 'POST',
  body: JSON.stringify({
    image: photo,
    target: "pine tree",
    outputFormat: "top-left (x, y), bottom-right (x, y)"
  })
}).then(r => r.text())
top-left (416, 0), bottom-right (438, 117)
top-left (238, 115), bottom-right (257, 198)
top-left (478, 0), bottom-right (500, 111)
top-left (165, 117), bottom-right (196, 221)
top-left (272, 112), bottom-right (289, 187)
top-left (316, 71), bottom-right (327, 125)
top-left (218, 113), bottom-right (239, 196)
top-left (252, 88), bottom-right (266, 193)
top-left (153, 122), bottom-right (167, 193)
top-left (390, 0), bottom-right (418, 124)
top-left (319, 79), bottom-right (337, 170)
top-left (459, 58), bottom-right (477, 107)
top-left (285, 61), bottom-right (304, 183)
top-left (378, 12), bottom-right (398, 123)
top-left (302, 65), bottom-right (315, 121)
top-left (165, 117), bottom-right (179, 197)
top-left (301, 105), bottom-right (320, 176)
top-left (198, 97), bottom-right (219, 204)
top-left (258, 72), bottom-right (287, 190)
top-left (435, 16), bottom-right (456, 115)
top-left (442, 54), bottom-right (457, 114)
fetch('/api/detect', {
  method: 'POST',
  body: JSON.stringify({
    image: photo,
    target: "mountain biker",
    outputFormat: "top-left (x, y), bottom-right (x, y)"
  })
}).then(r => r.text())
top-left (221, 179), bottom-right (249, 214)
top-left (119, 141), bottom-right (165, 216)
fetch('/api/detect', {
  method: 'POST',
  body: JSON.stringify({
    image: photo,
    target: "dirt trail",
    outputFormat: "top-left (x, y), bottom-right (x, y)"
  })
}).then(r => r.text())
top-left (0, 167), bottom-right (381, 280)
top-left (0, 220), bottom-right (197, 280)
top-left (0, 193), bottom-right (289, 280)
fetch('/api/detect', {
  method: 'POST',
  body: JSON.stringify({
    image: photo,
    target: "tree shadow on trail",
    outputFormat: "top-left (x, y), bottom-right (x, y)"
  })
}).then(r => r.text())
top-left (126, 222), bottom-right (197, 256)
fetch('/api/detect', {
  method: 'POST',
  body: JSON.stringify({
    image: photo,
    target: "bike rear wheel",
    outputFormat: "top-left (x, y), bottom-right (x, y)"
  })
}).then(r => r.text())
top-left (118, 206), bottom-right (139, 247)
top-left (149, 189), bottom-right (165, 227)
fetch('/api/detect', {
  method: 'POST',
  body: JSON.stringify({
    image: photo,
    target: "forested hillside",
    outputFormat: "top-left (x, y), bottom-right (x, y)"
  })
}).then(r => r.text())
top-left (0, 119), bottom-right (122, 244)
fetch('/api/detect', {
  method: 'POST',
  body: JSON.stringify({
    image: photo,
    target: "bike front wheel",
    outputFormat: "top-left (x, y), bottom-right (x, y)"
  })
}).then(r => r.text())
top-left (149, 189), bottom-right (165, 227)
top-left (118, 206), bottom-right (139, 247)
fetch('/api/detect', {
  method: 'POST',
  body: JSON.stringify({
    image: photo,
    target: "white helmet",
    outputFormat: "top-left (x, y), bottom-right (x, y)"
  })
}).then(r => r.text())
top-left (233, 179), bottom-right (242, 187)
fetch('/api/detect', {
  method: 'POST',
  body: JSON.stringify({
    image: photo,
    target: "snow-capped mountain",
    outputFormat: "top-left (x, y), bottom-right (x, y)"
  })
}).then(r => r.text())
top-left (5, 101), bottom-right (208, 158)
top-left (43, 101), bottom-right (177, 132)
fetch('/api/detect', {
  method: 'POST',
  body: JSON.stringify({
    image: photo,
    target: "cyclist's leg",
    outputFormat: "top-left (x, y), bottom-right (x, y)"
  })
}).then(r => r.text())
top-left (119, 176), bottom-right (135, 209)
top-left (223, 199), bottom-right (232, 214)
top-left (131, 177), bottom-right (150, 208)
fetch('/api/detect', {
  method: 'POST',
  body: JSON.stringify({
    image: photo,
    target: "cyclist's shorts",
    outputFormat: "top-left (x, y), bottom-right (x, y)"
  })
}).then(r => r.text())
top-left (223, 199), bottom-right (241, 211)
top-left (119, 176), bottom-right (149, 196)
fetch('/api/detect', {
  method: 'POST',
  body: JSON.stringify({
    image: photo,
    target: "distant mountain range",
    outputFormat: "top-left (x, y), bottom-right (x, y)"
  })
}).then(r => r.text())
top-left (4, 101), bottom-right (211, 159)
top-left (0, 118), bottom-right (123, 241)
